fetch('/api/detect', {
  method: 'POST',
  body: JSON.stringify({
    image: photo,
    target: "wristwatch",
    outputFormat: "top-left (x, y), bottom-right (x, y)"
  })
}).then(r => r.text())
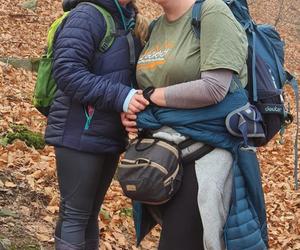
top-left (143, 86), bottom-right (156, 105)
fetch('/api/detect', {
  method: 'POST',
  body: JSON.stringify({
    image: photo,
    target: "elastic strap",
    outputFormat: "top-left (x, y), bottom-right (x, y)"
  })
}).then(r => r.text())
top-left (250, 25), bottom-right (258, 102)
top-left (273, 49), bottom-right (286, 88)
top-left (285, 71), bottom-right (299, 189)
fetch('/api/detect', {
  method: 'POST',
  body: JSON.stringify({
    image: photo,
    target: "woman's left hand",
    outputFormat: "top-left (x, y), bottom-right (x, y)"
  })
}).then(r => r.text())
top-left (121, 88), bottom-right (167, 133)
top-left (121, 112), bottom-right (138, 133)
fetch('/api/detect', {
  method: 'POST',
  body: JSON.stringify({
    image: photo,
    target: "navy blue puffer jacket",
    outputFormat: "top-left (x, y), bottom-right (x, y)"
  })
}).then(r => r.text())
top-left (45, 0), bottom-right (142, 153)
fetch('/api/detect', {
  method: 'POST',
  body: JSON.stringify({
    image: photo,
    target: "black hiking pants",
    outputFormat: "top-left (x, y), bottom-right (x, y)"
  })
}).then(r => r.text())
top-left (54, 147), bottom-right (119, 246)
top-left (158, 160), bottom-right (204, 250)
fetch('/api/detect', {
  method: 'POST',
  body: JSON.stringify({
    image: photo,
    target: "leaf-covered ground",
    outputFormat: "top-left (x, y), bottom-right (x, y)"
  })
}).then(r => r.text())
top-left (0, 0), bottom-right (299, 249)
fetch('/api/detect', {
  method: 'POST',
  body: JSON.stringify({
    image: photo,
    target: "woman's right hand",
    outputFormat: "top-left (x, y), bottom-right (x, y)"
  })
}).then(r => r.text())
top-left (121, 112), bottom-right (138, 133)
top-left (127, 90), bottom-right (149, 114)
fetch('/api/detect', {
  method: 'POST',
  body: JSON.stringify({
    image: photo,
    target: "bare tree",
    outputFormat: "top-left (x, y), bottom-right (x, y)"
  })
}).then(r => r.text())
top-left (274, 0), bottom-right (285, 27)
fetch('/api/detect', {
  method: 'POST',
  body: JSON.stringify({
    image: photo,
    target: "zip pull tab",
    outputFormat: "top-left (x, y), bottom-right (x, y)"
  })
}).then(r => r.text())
top-left (84, 105), bottom-right (94, 130)
top-left (168, 178), bottom-right (174, 195)
top-left (84, 116), bottom-right (92, 130)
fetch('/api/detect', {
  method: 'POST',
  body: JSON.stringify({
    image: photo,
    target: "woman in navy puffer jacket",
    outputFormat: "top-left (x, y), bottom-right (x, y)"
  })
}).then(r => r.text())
top-left (44, 0), bottom-right (149, 249)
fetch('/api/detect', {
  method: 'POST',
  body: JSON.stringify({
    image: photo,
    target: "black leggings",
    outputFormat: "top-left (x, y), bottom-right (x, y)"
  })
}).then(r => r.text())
top-left (158, 161), bottom-right (204, 250)
top-left (54, 147), bottom-right (119, 246)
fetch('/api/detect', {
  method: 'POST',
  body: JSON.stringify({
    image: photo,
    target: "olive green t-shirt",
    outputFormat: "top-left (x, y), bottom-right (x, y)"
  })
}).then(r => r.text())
top-left (136, 0), bottom-right (248, 90)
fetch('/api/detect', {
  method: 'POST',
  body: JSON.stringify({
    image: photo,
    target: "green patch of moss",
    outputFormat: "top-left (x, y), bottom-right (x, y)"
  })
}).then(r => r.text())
top-left (2, 124), bottom-right (45, 150)
top-left (9, 244), bottom-right (41, 250)
top-left (0, 236), bottom-right (40, 250)
top-left (119, 207), bottom-right (133, 217)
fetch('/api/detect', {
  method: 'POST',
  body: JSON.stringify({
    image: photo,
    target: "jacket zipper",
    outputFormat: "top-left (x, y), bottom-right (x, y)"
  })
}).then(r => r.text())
top-left (164, 164), bottom-right (180, 186)
top-left (84, 105), bottom-right (95, 130)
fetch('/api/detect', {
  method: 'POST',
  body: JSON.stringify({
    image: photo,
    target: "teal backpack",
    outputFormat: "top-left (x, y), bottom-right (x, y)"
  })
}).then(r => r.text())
top-left (191, 0), bottom-right (299, 189)
top-left (149, 0), bottom-right (299, 188)
top-left (33, 2), bottom-right (116, 116)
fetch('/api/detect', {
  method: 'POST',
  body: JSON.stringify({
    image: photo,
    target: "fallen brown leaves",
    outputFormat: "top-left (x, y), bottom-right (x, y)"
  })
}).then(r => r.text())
top-left (0, 0), bottom-right (299, 249)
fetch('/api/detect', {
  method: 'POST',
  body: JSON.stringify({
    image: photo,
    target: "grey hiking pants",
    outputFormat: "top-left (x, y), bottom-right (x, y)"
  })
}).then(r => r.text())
top-left (54, 147), bottom-right (119, 248)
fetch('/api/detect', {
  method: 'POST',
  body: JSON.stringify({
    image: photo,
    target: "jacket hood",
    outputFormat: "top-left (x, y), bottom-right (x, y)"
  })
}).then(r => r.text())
top-left (62, 0), bottom-right (135, 19)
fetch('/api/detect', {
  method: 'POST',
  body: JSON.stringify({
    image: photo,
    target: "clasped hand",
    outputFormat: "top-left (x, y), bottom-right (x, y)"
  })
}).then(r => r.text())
top-left (121, 90), bottom-right (149, 133)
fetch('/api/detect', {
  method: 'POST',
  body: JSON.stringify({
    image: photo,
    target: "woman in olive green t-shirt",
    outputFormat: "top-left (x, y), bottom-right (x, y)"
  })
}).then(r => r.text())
top-left (121, 0), bottom-right (248, 249)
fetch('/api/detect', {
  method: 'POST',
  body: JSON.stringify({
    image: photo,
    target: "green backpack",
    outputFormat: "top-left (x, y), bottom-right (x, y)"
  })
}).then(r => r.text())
top-left (33, 2), bottom-right (116, 116)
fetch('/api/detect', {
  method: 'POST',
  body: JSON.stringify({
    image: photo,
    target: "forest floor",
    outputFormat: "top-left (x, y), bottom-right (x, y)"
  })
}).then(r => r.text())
top-left (0, 0), bottom-right (299, 249)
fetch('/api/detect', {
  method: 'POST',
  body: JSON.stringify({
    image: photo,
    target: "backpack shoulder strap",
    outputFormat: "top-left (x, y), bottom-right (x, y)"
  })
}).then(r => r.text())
top-left (47, 12), bottom-right (70, 57)
top-left (79, 2), bottom-right (116, 53)
top-left (191, 0), bottom-right (206, 39)
top-left (145, 18), bottom-right (159, 43)
top-left (149, 19), bottom-right (158, 34)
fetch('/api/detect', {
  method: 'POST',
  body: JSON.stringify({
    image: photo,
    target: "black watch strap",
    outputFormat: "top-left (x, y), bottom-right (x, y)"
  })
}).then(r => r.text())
top-left (143, 87), bottom-right (156, 105)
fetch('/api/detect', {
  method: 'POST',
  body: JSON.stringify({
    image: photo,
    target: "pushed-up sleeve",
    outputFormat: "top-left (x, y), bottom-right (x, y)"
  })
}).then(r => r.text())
top-left (165, 69), bottom-right (233, 108)
top-left (52, 4), bottom-right (132, 112)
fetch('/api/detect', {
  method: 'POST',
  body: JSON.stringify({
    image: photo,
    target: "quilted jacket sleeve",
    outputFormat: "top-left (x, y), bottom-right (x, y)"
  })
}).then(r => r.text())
top-left (52, 4), bottom-right (132, 112)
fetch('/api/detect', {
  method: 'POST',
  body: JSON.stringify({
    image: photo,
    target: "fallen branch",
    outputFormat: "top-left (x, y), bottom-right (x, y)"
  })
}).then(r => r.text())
top-left (0, 57), bottom-right (39, 72)
top-left (9, 13), bottom-right (38, 18)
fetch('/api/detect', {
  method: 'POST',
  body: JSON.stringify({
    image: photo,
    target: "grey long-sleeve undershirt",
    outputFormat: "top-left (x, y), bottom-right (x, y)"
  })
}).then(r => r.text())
top-left (165, 69), bottom-right (233, 109)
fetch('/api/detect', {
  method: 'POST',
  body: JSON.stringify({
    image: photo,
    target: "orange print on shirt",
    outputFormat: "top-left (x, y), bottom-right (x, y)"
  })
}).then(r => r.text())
top-left (137, 60), bottom-right (165, 70)
top-left (137, 42), bottom-right (175, 72)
